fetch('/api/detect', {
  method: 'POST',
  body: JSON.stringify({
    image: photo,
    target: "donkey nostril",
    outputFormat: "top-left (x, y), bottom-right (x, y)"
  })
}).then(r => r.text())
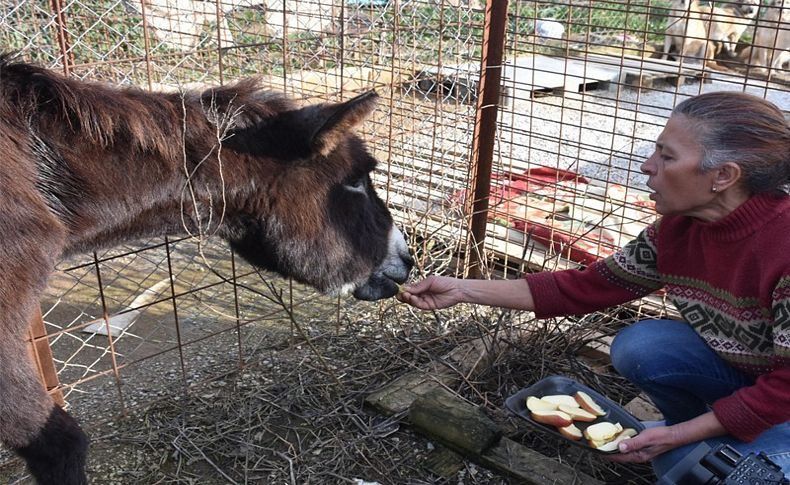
top-left (401, 253), bottom-right (415, 268)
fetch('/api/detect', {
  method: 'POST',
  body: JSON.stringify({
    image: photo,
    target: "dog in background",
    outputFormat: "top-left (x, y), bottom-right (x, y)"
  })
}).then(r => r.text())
top-left (750, 0), bottom-right (790, 72)
top-left (663, 0), bottom-right (716, 64)
top-left (662, 0), bottom-right (759, 65)
top-left (705, 0), bottom-right (761, 57)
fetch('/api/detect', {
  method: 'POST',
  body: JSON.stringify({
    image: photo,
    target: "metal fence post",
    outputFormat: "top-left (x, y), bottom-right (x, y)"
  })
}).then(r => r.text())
top-left (468, 0), bottom-right (508, 278)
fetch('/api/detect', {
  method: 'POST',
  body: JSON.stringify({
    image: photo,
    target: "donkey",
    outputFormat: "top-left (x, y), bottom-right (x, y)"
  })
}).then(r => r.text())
top-left (0, 53), bottom-right (413, 484)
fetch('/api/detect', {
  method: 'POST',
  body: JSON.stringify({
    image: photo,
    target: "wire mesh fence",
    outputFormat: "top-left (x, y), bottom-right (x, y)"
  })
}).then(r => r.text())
top-left (0, 0), bottom-right (788, 482)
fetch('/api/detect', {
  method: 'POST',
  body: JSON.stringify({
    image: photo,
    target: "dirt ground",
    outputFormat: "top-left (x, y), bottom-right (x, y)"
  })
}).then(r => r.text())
top-left (1, 297), bottom-right (657, 484)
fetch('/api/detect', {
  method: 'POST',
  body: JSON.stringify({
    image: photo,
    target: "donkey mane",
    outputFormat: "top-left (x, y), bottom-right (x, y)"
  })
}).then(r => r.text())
top-left (0, 53), bottom-right (295, 162)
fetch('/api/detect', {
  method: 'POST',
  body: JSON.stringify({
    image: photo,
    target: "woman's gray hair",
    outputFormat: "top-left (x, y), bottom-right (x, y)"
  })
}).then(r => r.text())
top-left (672, 91), bottom-right (790, 194)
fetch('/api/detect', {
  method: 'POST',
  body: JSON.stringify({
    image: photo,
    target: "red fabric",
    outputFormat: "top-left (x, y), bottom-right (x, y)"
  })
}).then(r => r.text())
top-left (485, 168), bottom-right (619, 264)
top-left (456, 168), bottom-right (653, 265)
top-left (525, 223), bottom-right (616, 266)
top-left (498, 166), bottom-right (588, 192)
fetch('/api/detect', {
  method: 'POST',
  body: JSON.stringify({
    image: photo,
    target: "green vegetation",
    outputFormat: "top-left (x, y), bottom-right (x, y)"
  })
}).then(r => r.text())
top-left (0, 0), bottom-right (677, 86)
top-left (510, 1), bottom-right (672, 39)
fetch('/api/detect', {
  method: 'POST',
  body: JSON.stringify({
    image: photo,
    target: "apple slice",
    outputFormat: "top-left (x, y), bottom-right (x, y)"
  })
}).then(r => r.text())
top-left (558, 404), bottom-right (597, 422)
top-left (592, 440), bottom-right (620, 452)
top-left (614, 428), bottom-right (638, 441)
top-left (587, 437), bottom-right (608, 448)
top-left (541, 394), bottom-right (579, 408)
top-left (590, 427), bottom-right (638, 452)
top-left (530, 409), bottom-right (573, 428)
top-left (526, 396), bottom-right (558, 412)
top-left (583, 421), bottom-right (620, 442)
top-left (574, 391), bottom-right (606, 417)
top-left (558, 423), bottom-right (583, 441)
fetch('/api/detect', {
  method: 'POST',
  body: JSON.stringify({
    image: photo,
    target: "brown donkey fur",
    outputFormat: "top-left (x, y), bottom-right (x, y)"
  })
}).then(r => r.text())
top-left (0, 53), bottom-right (412, 484)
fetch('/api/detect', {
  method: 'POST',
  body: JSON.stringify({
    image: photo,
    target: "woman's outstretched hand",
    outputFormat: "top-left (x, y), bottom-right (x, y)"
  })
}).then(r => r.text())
top-left (396, 275), bottom-right (467, 310)
top-left (397, 276), bottom-right (536, 312)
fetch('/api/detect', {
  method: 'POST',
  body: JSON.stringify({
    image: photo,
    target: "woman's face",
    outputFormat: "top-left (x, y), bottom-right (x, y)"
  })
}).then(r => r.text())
top-left (641, 115), bottom-right (719, 218)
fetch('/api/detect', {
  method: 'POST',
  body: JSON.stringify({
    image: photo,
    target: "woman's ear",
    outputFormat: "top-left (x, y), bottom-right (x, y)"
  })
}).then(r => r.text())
top-left (714, 162), bottom-right (742, 191)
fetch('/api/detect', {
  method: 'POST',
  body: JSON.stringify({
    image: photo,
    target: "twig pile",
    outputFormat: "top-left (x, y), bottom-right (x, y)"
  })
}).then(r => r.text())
top-left (86, 303), bottom-right (655, 484)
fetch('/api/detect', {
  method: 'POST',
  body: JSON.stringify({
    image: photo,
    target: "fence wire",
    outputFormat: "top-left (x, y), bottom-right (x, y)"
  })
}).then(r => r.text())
top-left (0, 0), bottom-right (788, 482)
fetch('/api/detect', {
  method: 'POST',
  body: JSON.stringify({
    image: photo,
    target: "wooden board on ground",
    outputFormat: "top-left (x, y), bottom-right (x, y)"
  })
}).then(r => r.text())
top-left (406, 54), bottom-right (617, 104)
top-left (501, 55), bottom-right (618, 100)
top-left (366, 335), bottom-right (604, 484)
top-left (366, 335), bottom-right (495, 415)
top-left (410, 388), bottom-right (502, 456)
top-left (480, 437), bottom-right (605, 485)
top-left (571, 52), bottom-right (701, 88)
top-left (263, 66), bottom-right (403, 98)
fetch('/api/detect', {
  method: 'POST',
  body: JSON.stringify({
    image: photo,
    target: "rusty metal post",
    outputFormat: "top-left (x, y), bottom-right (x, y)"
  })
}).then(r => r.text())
top-left (49, 0), bottom-right (74, 75)
top-left (27, 308), bottom-right (65, 406)
top-left (467, 0), bottom-right (508, 278)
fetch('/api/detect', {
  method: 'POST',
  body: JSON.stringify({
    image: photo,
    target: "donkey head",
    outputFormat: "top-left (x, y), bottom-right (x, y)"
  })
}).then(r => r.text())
top-left (220, 91), bottom-right (412, 301)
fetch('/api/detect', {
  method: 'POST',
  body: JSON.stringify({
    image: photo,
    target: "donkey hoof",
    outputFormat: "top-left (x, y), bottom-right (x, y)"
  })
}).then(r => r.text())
top-left (16, 406), bottom-right (89, 485)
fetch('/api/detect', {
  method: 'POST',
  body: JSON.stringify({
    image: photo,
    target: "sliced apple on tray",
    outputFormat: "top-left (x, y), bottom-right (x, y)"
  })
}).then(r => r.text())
top-left (574, 391), bottom-right (606, 417)
top-left (583, 421), bottom-right (622, 443)
top-left (614, 428), bottom-right (638, 441)
top-left (541, 394), bottom-right (579, 408)
top-left (558, 404), bottom-right (597, 422)
top-left (526, 396), bottom-right (558, 413)
top-left (558, 423), bottom-right (583, 441)
top-left (520, 387), bottom-right (638, 453)
top-left (530, 409), bottom-right (573, 427)
top-left (589, 427), bottom-right (638, 452)
top-left (592, 439), bottom-right (621, 452)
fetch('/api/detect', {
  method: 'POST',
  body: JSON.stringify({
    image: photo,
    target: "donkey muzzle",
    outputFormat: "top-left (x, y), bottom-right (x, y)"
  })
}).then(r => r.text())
top-left (353, 226), bottom-right (413, 301)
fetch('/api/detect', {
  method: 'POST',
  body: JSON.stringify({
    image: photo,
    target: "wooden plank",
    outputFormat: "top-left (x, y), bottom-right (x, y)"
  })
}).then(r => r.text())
top-left (573, 52), bottom-right (697, 76)
top-left (365, 336), bottom-right (494, 416)
top-left (27, 307), bottom-right (65, 406)
top-left (263, 65), bottom-right (405, 97)
top-left (423, 446), bottom-right (466, 477)
top-left (479, 437), bottom-right (605, 485)
top-left (409, 387), bottom-right (502, 456)
top-left (570, 52), bottom-right (700, 88)
top-left (503, 55), bottom-right (618, 95)
top-left (367, 340), bottom-right (603, 485)
top-left (406, 62), bottom-right (482, 104)
top-left (408, 54), bottom-right (617, 103)
top-left (624, 395), bottom-right (662, 422)
top-left (150, 66), bottom-right (405, 98)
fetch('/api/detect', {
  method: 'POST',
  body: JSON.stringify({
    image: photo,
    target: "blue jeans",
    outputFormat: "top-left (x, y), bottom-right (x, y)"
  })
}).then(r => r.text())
top-left (610, 319), bottom-right (790, 479)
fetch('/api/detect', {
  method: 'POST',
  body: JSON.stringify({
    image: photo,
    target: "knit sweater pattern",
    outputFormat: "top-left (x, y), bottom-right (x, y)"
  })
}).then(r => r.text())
top-left (525, 192), bottom-right (790, 442)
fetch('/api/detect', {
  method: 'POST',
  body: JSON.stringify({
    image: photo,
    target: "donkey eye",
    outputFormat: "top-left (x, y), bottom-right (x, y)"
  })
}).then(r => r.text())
top-left (343, 178), bottom-right (367, 194)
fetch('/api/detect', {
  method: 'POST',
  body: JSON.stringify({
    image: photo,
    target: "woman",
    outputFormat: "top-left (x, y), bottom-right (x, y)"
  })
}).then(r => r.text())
top-left (398, 91), bottom-right (790, 478)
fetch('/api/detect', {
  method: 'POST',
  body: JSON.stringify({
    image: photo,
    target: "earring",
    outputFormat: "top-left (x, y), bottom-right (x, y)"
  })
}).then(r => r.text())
top-left (711, 186), bottom-right (718, 193)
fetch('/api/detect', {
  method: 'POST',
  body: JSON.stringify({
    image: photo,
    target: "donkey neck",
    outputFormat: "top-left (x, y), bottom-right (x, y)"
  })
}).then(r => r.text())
top-left (6, 65), bottom-right (285, 257)
top-left (42, 104), bottom-right (266, 258)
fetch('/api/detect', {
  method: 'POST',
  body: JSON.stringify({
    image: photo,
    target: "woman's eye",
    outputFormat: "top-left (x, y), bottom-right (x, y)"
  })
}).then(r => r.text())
top-left (344, 178), bottom-right (367, 194)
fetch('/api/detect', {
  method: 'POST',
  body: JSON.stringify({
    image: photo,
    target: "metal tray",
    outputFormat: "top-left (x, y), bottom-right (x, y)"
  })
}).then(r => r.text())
top-left (505, 375), bottom-right (645, 454)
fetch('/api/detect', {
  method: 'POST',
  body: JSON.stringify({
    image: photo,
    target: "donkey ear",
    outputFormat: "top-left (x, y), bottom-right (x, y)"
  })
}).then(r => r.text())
top-left (309, 91), bottom-right (378, 156)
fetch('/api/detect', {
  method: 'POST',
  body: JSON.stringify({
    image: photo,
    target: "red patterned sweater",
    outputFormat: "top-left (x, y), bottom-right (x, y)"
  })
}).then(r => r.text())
top-left (525, 192), bottom-right (790, 442)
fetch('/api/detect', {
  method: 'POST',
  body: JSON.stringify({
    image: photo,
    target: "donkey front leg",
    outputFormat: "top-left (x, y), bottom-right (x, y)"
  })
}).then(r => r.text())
top-left (0, 216), bottom-right (88, 484)
top-left (0, 304), bottom-right (89, 485)
top-left (12, 400), bottom-right (89, 485)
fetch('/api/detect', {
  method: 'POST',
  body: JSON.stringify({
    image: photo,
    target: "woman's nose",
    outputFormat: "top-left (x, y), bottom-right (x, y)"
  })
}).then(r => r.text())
top-left (641, 155), bottom-right (656, 175)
